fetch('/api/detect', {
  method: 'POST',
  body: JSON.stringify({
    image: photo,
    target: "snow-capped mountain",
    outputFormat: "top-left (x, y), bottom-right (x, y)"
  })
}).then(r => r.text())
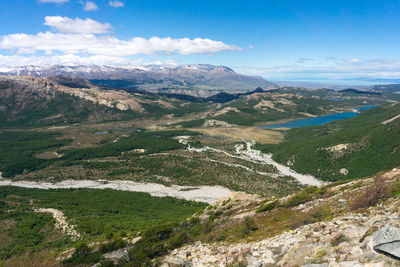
top-left (0, 64), bottom-right (276, 96)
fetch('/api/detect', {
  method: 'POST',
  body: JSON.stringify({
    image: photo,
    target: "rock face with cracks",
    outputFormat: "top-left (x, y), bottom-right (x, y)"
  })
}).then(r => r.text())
top-left (373, 225), bottom-right (400, 260)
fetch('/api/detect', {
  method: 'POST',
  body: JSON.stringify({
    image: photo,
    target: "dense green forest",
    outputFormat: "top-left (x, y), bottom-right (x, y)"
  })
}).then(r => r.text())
top-left (61, 129), bottom-right (197, 160)
top-left (0, 131), bottom-right (71, 177)
top-left (0, 130), bottom-right (198, 177)
top-left (0, 186), bottom-right (206, 262)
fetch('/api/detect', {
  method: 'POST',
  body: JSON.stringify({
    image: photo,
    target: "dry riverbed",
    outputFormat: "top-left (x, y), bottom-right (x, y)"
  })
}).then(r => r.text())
top-left (0, 179), bottom-right (231, 204)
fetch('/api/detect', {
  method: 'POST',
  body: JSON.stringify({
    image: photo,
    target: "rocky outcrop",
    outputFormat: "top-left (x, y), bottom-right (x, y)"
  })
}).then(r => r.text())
top-left (163, 198), bottom-right (400, 266)
top-left (373, 225), bottom-right (400, 260)
top-left (203, 119), bottom-right (234, 128)
top-left (102, 246), bottom-right (131, 264)
top-left (213, 107), bottom-right (241, 117)
top-left (12, 76), bottom-right (145, 112)
top-left (161, 168), bottom-right (400, 267)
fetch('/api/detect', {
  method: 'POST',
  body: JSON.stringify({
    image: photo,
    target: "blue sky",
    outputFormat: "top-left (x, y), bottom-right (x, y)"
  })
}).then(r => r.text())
top-left (1, 0), bottom-right (400, 80)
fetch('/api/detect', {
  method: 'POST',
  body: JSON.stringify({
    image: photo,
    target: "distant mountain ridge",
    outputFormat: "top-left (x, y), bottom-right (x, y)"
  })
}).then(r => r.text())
top-left (0, 64), bottom-right (276, 97)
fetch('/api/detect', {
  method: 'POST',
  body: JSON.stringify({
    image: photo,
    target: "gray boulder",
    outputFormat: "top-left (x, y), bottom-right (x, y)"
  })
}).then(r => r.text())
top-left (166, 259), bottom-right (192, 267)
top-left (373, 225), bottom-right (400, 260)
top-left (103, 246), bottom-right (131, 263)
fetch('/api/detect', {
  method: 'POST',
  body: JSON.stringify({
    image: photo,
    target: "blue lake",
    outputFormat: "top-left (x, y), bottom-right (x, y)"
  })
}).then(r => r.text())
top-left (354, 105), bottom-right (376, 111)
top-left (262, 106), bottom-right (376, 129)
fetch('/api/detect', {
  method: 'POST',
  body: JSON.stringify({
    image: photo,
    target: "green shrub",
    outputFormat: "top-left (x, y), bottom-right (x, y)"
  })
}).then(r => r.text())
top-left (256, 200), bottom-right (279, 213)
top-left (350, 175), bottom-right (389, 210)
top-left (284, 186), bottom-right (325, 207)
top-left (100, 237), bottom-right (127, 254)
top-left (237, 216), bottom-right (258, 237)
top-left (99, 258), bottom-right (115, 267)
top-left (289, 204), bottom-right (332, 229)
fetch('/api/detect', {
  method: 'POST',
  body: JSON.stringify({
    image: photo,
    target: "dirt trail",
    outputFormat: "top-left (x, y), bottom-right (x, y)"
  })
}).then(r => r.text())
top-left (35, 208), bottom-right (80, 239)
top-left (382, 114), bottom-right (400, 124)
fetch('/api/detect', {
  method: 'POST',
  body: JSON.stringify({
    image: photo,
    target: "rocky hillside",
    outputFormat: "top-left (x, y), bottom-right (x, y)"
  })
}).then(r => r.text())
top-left (0, 64), bottom-right (276, 97)
top-left (0, 75), bottom-right (209, 128)
top-left (156, 168), bottom-right (400, 266)
top-left (0, 76), bottom-right (133, 128)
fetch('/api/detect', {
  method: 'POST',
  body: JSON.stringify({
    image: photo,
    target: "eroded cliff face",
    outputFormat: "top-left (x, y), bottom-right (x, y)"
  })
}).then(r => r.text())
top-left (162, 169), bottom-right (400, 267)
top-left (5, 76), bottom-right (145, 112)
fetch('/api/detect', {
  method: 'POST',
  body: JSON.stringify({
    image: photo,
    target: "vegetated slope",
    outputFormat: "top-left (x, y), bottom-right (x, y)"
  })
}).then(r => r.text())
top-left (0, 131), bottom-right (71, 177)
top-left (0, 129), bottom-right (195, 177)
top-left (0, 77), bottom-right (134, 128)
top-left (60, 130), bottom-right (192, 161)
top-left (0, 186), bottom-right (206, 265)
top-left (0, 76), bottom-right (215, 128)
top-left (257, 103), bottom-right (400, 181)
top-left (0, 64), bottom-right (276, 97)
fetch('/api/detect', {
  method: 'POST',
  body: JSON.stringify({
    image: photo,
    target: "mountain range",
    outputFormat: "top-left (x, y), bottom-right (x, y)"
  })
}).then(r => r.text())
top-left (0, 64), bottom-right (276, 97)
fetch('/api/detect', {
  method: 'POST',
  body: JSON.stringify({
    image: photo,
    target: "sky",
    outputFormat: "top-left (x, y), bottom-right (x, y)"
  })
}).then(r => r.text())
top-left (1, 0), bottom-right (400, 81)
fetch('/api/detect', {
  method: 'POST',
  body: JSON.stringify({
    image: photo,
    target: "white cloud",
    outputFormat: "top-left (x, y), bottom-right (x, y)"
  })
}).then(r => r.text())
top-left (83, 1), bottom-right (98, 11)
top-left (44, 16), bottom-right (111, 34)
top-left (239, 58), bottom-right (400, 79)
top-left (0, 54), bottom-right (131, 67)
top-left (39, 0), bottom-right (69, 3)
top-left (0, 32), bottom-right (240, 57)
top-left (109, 1), bottom-right (124, 8)
top-left (0, 16), bottom-right (241, 66)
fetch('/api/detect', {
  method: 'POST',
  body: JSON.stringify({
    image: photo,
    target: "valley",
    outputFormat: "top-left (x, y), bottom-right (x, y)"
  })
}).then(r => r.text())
top-left (0, 69), bottom-right (400, 266)
top-left (2, 1), bottom-right (400, 266)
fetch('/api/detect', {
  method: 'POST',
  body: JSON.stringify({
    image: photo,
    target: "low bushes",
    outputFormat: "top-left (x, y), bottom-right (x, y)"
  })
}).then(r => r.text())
top-left (237, 216), bottom-right (258, 237)
top-left (289, 204), bottom-right (332, 229)
top-left (350, 175), bottom-right (389, 210)
top-left (256, 200), bottom-right (279, 213)
top-left (284, 186), bottom-right (327, 207)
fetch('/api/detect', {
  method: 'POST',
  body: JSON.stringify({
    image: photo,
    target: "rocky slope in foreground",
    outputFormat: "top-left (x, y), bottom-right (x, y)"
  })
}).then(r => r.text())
top-left (158, 168), bottom-right (400, 266)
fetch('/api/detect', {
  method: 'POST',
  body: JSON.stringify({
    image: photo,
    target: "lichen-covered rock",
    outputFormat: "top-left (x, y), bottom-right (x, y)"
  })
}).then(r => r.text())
top-left (164, 259), bottom-right (192, 267)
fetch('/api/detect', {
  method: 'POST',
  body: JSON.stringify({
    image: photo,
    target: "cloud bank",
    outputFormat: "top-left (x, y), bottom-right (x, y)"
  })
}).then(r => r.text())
top-left (239, 58), bottom-right (400, 79)
top-left (0, 16), bottom-right (240, 66)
